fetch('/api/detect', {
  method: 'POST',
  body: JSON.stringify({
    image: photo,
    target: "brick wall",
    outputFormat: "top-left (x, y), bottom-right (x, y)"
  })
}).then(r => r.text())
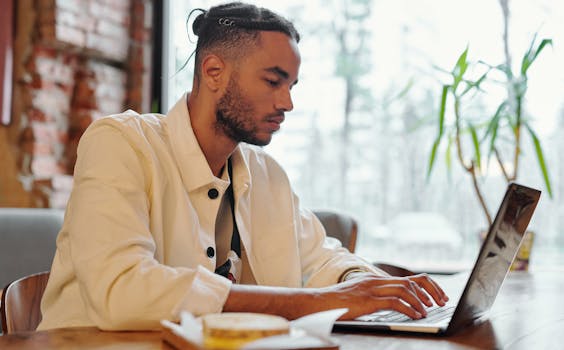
top-left (0, 0), bottom-right (154, 208)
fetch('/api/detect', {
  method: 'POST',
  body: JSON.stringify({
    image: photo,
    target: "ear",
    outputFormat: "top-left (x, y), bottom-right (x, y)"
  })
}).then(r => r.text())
top-left (201, 54), bottom-right (227, 93)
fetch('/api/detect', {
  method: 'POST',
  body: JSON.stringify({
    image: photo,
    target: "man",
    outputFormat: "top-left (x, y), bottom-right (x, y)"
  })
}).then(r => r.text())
top-left (39, 2), bottom-right (448, 331)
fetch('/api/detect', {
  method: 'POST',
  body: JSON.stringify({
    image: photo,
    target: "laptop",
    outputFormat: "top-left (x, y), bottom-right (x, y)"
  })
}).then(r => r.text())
top-left (334, 182), bottom-right (541, 335)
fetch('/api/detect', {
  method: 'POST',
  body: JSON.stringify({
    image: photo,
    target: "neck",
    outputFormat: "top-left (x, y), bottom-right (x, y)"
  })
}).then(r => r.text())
top-left (187, 92), bottom-right (237, 177)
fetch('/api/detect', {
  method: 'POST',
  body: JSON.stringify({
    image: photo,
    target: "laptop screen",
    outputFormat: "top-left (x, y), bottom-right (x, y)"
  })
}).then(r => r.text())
top-left (448, 183), bottom-right (541, 333)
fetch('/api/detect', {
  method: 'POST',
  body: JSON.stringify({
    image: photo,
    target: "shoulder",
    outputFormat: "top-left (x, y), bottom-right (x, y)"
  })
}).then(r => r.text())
top-left (79, 110), bottom-right (167, 148)
top-left (76, 111), bottom-right (170, 168)
top-left (88, 110), bottom-right (166, 135)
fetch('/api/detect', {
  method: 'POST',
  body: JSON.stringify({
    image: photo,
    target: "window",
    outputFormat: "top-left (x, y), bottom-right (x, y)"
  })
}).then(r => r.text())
top-left (162, 0), bottom-right (564, 271)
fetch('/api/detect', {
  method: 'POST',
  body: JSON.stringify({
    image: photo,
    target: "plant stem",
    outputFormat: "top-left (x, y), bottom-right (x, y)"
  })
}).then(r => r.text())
top-left (470, 162), bottom-right (493, 226)
top-left (512, 96), bottom-right (522, 181)
top-left (454, 98), bottom-right (471, 172)
top-left (499, 0), bottom-right (512, 72)
top-left (500, 0), bottom-right (520, 182)
top-left (454, 96), bottom-right (492, 225)
top-left (494, 148), bottom-right (511, 182)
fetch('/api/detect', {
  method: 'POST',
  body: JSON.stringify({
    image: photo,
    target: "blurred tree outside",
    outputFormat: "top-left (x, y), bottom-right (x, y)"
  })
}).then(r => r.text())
top-left (165, 0), bottom-right (564, 270)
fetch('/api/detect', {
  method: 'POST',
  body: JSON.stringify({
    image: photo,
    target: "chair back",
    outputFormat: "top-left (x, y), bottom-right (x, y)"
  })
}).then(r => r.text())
top-left (1, 271), bottom-right (50, 334)
top-left (312, 210), bottom-right (416, 276)
top-left (373, 262), bottom-right (415, 277)
top-left (0, 208), bottom-right (63, 289)
top-left (313, 210), bottom-right (358, 253)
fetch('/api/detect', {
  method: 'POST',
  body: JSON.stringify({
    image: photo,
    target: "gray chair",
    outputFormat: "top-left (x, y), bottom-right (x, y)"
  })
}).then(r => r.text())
top-left (313, 210), bottom-right (358, 253)
top-left (0, 208), bottom-right (63, 291)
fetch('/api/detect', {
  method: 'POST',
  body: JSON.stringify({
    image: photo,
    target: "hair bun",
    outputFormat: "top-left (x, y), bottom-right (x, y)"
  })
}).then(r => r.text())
top-left (191, 9), bottom-right (207, 36)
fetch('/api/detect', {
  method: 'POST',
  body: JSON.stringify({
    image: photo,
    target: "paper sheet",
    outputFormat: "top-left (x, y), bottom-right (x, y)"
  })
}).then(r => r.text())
top-left (160, 308), bottom-right (348, 349)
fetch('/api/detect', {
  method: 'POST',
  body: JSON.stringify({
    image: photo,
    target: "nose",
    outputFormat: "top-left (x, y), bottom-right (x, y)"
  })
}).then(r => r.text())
top-left (275, 88), bottom-right (294, 112)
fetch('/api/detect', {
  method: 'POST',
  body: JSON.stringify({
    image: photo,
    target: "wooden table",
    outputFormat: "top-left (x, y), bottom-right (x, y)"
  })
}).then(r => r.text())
top-left (0, 271), bottom-right (562, 349)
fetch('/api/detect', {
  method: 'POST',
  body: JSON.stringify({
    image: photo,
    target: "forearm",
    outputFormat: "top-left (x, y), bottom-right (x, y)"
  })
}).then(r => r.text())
top-left (223, 273), bottom-right (450, 322)
top-left (223, 284), bottom-right (324, 320)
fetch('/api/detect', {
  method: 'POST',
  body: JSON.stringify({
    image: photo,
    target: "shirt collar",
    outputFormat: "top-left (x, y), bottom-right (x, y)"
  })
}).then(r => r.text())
top-left (164, 93), bottom-right (251, 193)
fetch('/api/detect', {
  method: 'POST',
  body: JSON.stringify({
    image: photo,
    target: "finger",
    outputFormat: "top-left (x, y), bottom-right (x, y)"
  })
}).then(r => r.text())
top-left (427, 276), bottom-right (449, 301)
top-left (409, 280), bottom-right (433, 307)
top-left (409, 274), bottom-right (449, 305)
top-left (408, 274), bottom-right (444, 304)
top-left (424, 276), bottom-right (449, 303)
top-left (376, 297), bottom-right (424, 320)
top-left (369, 277), bottom-right (419, 293)
top-left (371, 284), bottom-right (427, 317)
top-left (369, 277), bottom-right (430, 306)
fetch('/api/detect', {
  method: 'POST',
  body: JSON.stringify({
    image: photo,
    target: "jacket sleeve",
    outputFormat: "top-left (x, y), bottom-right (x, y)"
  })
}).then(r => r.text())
top-left (293, 195), bottom-right (387, 288)
top-left (66, 121), bottom-right (231, 330)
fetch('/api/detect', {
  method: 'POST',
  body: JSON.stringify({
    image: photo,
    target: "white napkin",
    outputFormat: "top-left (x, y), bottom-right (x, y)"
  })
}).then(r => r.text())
top-left (243, 308), bottom-right (347, 349)
top-left (161, 308), bottom-right (348, 349)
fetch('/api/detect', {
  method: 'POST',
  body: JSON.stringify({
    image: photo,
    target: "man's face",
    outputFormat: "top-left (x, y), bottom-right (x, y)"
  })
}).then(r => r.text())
top-left (215, 31), bottom-right (301, 146)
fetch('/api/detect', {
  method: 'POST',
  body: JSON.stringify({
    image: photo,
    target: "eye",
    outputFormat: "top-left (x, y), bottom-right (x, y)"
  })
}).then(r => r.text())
top-left (265, 78), bottom-right (281, 87)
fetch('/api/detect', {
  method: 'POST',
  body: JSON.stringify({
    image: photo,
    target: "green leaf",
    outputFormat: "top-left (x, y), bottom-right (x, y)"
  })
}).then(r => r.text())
top-left (432, 63), bottom-right (451, 75)
top-left (479, 60), bottom-right (513, 79)
top-left (460, 70), bottom-right (490, 97)
top-left (492, 62), bottom-right (513, 79)
top-left (525, 123), bottom-right (553, 198)
top-left (445, 135), bottom-right (453, 177)
top-left (385, 78), bottom-right (414, 107)
top-left (513, 78), bottom-right (528, 100)
top-left (428, 85), bottom-right (449, 179)
top-left (396, 80), bottom-right (414, 100)
top-left (505, 110), bottom-right (517, 130)
top-left (487, 120), bottom-right (500, 166)
top-left (483, 102), bottom-right (506, 158)
top-left (427, 138), bottom-right (441, 180)
top-left (477, 60), bottom-right (497, 70)
top-left (452, 46), bottom-right (469, 92)
top-left (438, 85), bottom-right (449, 136)
top-left (468, 121), bottom-right (481, 171)
top-left (427, 85), bottom-right (450, 181)
top-left (521, 37), bottom-right (553, 76)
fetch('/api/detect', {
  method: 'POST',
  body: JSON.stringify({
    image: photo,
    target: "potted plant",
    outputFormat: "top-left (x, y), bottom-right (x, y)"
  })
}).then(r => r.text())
top-left (426, 34), bottom-right (553, 270)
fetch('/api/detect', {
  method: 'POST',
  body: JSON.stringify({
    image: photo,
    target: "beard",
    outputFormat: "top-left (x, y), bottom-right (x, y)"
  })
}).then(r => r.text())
top-left (215, 76), bottom-right (274, 146)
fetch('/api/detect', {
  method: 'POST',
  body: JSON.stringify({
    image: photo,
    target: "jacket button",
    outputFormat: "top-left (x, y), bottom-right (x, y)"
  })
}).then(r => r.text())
top-left (207, 247), bottom-right (215, 258)
top-left (208, 188), bottom-right (219, 199)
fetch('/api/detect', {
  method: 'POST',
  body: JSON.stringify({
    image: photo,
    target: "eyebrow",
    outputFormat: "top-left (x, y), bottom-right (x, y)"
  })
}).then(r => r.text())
top-left (264, 66), bottom-right (299, 86)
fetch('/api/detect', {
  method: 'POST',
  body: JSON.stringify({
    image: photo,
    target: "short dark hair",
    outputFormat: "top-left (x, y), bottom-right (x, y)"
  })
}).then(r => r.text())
top-left (191, 2), bottom-right (300, 83)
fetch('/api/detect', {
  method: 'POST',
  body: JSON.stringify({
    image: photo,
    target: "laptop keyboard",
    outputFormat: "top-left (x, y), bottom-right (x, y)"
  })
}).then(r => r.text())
top-left (358, 305), bottom-right (456, 324)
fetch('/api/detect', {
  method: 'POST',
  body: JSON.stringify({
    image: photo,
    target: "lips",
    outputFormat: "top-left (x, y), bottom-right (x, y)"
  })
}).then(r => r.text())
top-left (266, 114), bottom-right (285, 131)
top-left (267, 114), bottom-right (285, 124)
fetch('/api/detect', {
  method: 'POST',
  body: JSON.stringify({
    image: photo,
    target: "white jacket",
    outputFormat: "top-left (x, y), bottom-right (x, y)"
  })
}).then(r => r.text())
top-left (38, 94), bottom-right (377, 331)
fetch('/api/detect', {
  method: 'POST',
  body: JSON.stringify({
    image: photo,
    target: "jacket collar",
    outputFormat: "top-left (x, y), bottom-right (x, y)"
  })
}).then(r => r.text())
top-left (164, 93), bottom-right (251, 194)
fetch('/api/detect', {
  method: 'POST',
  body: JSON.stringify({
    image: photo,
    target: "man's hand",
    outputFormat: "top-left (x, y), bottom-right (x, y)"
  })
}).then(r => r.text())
top-left (320, 272), bottom-right (449, 320)
top-left (223, 273), bottom-right (449, 321)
